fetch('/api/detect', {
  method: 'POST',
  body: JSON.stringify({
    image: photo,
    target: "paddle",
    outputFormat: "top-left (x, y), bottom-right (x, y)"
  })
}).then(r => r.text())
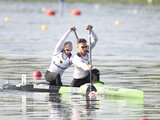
top-left (73, 30), bottom-right (78, 40)
top-left (86, 26), bottom-right (97, 96)
top-left (73, 26), bottom-right (97, 96)
top-left (89, 29), bottom-right (92, 91)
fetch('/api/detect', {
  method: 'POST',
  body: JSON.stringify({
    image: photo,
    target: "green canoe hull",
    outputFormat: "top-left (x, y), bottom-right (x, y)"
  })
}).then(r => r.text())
top-left (59, 82), bottom-right (144, 98)
top-left (3, 81), bottom-right (144, 98)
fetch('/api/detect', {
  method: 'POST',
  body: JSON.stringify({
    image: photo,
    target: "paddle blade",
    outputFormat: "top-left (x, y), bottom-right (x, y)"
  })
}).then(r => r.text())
top-left (86, 85), bottom-right (97, 93)
top-left (88, 91), bottom-right (97, 98)
top-left (86, 85), bottom-right (97, 98)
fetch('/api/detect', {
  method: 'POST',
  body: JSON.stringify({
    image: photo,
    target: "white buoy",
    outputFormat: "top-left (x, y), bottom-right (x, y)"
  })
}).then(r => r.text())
top-left (95, 4), bottom-right (100, 9)
top-left (41, 7), bottom-right (46, 12)
top-left (4, 17), bottom-right (9, 22)
top-left (148, 0), bottom-right (153, 4)
top-left (22, 74), bottom-right (26, 84)
top-left (133, 9), bottom-right (138, 14)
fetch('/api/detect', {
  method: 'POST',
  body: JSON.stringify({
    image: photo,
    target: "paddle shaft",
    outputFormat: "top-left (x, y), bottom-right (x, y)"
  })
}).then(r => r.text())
top-left (89, 29), bottom-right (92, 91)
top-left (74, 28), bottom-right (92, 92)
top-left (73, 30), bottom-right (78, 40)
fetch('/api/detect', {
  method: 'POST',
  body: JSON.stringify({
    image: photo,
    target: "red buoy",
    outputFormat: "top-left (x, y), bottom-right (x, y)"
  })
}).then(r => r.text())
top-left (33, 71), bottom-right (42, 80)
top-left (71, 9), bottom-right (81, 16)
top-left (140, 118), bottom-right (149, 120)
top-left (46, 9), bottom-right (56, 16)
top-left (15, 3), bottom-right (19, 7)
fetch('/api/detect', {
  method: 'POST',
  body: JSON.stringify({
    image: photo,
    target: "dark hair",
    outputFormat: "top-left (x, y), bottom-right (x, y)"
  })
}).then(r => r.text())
top-left (64, 41), bottom-right (72, 47)
top-left (77, 38), bottom-right (87, 44)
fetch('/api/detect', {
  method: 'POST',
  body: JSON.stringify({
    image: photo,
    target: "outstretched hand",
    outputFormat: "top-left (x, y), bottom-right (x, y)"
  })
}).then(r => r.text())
top-left (86, 24), bottom-right (93, 30)
top-left (70, 26), bottom-right (76, 31)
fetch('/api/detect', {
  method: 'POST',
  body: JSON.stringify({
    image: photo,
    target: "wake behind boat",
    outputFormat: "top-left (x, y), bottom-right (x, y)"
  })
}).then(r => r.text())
top-left (3, 81), bottom-right (144, 98)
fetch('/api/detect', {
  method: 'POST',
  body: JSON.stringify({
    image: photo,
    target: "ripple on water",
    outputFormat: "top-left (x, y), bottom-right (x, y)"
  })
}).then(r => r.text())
top-left (0, 1), bottom-right (160, 120)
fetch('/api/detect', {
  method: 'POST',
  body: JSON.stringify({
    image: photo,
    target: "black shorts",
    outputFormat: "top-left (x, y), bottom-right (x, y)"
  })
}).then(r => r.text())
top-left (71, 69), bottom-right (100, 87)
top-left (45, 71), bottom-right (62, 86)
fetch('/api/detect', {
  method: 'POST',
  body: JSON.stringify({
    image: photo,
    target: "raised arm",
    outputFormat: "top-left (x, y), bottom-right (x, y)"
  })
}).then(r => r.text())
top-left (53, 29), bottom-right (71, 55)
top-left (86, 25), bottom-right (98, 49)
top-left (90, 29), bottom-right (98, 49)
top-left (54, 26), bottom-right (76, 55)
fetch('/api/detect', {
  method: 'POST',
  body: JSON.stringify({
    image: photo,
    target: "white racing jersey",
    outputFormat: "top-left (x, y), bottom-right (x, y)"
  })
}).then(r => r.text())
top-left (48, 29), bottom-right (73, 76)
top-left (72, 30), bottom-right (98, 79)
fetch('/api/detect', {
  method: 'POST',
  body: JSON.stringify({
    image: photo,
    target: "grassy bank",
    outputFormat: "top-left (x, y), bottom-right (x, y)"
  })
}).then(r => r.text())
top-left (3, 0), bottom-right (160, 4)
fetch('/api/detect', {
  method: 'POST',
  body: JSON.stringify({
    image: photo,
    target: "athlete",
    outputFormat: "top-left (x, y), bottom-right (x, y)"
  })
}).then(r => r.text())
top-left (45, 26), bottom-right (76, 86)
top-left (71, 25), bottom-right (100, 87)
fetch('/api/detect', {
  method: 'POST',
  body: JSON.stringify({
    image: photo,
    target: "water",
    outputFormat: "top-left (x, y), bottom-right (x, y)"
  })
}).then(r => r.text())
top-left (0, 1), bottom-right (160, 120)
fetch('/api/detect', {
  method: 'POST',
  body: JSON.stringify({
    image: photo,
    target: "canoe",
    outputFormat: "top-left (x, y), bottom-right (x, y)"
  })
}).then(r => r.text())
top-left (3, 81), bottom-right (144, 98)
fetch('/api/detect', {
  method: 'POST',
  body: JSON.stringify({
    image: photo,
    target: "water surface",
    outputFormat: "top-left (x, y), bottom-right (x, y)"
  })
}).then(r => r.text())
top-left (0, 1), bottom-right (160, 120)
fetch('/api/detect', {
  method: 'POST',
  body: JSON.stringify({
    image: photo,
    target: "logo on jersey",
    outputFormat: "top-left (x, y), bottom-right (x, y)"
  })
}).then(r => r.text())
top-left (60, 60), bottom-right (63, 64)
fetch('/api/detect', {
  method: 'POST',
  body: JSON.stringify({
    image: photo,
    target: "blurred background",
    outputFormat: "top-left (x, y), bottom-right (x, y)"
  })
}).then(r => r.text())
top-left (0, 0), bottom-right (160, 120)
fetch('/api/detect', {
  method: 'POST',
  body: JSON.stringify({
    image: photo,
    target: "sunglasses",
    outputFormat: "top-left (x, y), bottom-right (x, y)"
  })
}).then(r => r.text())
top-left (65, 49), bottom-right (72, 52)
top-left (81, 45), bottom-right (87, 49)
